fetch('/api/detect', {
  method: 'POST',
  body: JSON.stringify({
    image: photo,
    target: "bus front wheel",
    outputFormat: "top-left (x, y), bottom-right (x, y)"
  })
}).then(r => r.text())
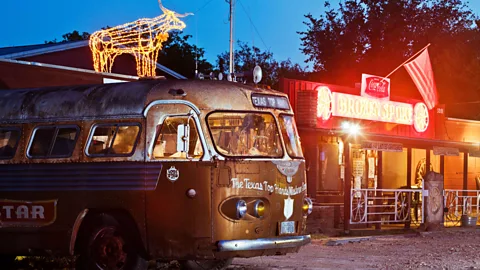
top-left (76, 213), bottom-right (147, 270)
top-left (179, 258), bottom-right (233, 270)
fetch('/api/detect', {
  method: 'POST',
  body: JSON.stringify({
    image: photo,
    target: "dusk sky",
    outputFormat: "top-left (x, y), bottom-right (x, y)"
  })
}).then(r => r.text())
top-left (1, 0), bottom-right (479, 69)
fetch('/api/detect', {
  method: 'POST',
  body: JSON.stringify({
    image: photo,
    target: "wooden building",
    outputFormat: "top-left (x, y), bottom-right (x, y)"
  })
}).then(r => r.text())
top-left (0, 41), bottom-right (185, 89)
top-left (280, 77), bottom-right (480, 231)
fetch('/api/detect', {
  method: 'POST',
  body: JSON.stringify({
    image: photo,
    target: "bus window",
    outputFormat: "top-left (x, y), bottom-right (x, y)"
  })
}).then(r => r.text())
top-left (207, 112), bottom-right (283, 157)
top-left (51, 127), bottom-right (79, 156)
top-left (29, 126), bottom-right (79, 158)
top-left (153, 117), bottom-right (203, 159)
top-left (0, 128), bottom-right (20, 159)
top-left (87, 124), bottom-right (140, 156)
top-left (279, 115), bottom-right (304, 158)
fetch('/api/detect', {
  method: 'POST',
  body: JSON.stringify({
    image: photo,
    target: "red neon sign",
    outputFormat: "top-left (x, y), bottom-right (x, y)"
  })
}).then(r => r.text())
top-left (316, 86), bottom-right (429, 133)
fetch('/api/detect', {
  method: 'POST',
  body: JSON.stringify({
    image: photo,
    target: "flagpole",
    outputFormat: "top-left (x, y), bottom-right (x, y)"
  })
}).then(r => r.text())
top-left (383, 43), bottom-right (431, 79)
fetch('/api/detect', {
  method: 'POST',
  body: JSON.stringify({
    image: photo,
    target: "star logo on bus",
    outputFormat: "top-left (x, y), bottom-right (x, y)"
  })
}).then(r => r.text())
top-left (167, 166), bottom-right (179, 182)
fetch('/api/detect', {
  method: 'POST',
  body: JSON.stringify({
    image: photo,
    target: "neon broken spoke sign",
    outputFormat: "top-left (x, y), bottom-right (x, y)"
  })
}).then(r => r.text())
top-left (316, 86), bottom-right (430, 133)
top-left (333, 92), bottom-right (413, 125)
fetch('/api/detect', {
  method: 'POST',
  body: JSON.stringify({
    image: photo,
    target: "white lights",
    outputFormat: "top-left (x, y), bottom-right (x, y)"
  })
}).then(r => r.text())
top-left (341, 121), bottom-right (361, 135)
top-left (316, 86), bottom-right (333, 120)
top-left (413, 102), bottom-right (429, 133)
top-left (89, 0), bottom-right (192, 77)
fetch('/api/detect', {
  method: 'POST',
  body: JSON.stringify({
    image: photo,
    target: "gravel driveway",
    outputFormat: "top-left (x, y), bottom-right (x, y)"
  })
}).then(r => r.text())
top-left (229, 227), bottom-right (480, 269)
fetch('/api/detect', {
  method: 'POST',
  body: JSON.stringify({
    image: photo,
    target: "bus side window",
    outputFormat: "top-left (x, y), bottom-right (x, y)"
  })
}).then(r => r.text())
top-left (0, 128), bottom-right (21, 159)
top-left (87, 124), bottom-right (140, 157)
top-left (28, 126), bottom-right (79, 158)
top-left (153, 117), bottom-right (203, 159)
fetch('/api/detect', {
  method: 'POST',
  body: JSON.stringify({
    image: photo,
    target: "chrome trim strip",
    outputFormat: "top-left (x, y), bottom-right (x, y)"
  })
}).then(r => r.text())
top-left (155, 62), bottom-right (187, 79)
top-left (143, 100), bottom-right (201, 116)
top-left (69, 209), bottom-right (89, 255)
top-left (217, 235), bottom-right (311, 252)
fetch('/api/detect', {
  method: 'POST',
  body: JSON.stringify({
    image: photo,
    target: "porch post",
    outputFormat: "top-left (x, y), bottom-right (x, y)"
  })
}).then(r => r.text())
top-left (463, 152), bottom-right (468, 196)
top-left (440, 155), bottom-right (445, 176)
top-left (406, 147), bottom-right (412, 229)
top-left (343, 140), bottom-right (351, 233)
top-left (426, 148), bottom-right (431, 174)
top-left (375, 150), bottom-right (383, 230)
top-left (407, 148), bottom-right (412, 187)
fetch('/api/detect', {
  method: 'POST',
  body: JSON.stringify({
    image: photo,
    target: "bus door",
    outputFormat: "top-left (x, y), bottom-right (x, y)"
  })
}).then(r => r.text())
top-left (144, 103), bottom-right (213, 259)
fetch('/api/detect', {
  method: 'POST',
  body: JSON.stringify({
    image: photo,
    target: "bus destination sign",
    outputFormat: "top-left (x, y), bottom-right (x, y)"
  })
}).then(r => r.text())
top-left (252, 94), bottom-right (290, 110)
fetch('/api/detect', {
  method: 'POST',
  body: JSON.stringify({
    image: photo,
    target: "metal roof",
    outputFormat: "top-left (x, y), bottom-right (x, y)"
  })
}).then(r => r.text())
top-left (0, 43), bottom-right (64, 56)
top-left (0, 58), bottom-right (140, 81)
top-left (0, 41), bottom-right (187, 79)
top-left (0, 80), bottom-right (289, 122)
top-left (0, 41), bottom-right (89, 59)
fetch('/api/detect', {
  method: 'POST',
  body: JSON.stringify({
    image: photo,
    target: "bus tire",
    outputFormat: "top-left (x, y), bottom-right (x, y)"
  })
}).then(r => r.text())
top-left (75, 213), bottom-right (147, 270)
top-left (179, 258), bottom-right (233, 270)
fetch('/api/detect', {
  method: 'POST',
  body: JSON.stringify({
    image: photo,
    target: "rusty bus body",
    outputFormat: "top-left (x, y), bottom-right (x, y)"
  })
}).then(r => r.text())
top-left (0, 79), bottom-right (311, 269)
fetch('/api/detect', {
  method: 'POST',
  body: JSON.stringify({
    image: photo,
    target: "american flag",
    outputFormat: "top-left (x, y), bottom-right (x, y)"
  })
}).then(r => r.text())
top-left (404, 48), bottom-right (438, 110)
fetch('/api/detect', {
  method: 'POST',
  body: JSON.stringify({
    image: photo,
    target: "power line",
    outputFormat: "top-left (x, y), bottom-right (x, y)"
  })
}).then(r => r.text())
top-left (183, 0), bottom-right (218, 22)
top-left (237, 0), bottom-right (269, 50)
top-left (194, 0), bottom-right (218, 14)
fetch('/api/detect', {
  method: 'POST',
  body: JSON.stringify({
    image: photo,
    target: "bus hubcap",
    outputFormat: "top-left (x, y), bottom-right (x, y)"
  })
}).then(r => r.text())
top-left (93, 227), bottom-right (127, 269)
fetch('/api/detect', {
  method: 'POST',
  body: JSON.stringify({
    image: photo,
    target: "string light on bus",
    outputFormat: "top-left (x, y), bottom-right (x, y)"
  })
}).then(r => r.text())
top-left (89, 0), bottom-right (192, 77)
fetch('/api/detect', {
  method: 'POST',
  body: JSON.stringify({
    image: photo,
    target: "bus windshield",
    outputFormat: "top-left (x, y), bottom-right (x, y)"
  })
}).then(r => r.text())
top-left (279, 114), bottom-right (304, 158)
top-left (207, 112), bottom-right (283, 157)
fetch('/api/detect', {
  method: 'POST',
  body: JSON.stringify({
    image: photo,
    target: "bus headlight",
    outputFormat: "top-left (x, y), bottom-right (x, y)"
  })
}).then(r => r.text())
top-left (253, 200), bottom-right (265, 218)
top-left (303, 197), bottom-right (313, 216)
top-left (236, 200), bottom-right (248, 219)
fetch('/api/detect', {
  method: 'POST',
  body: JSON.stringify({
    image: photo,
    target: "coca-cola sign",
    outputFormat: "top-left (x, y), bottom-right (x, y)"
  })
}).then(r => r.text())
top-left (361, 74), bottom-right (390, 100)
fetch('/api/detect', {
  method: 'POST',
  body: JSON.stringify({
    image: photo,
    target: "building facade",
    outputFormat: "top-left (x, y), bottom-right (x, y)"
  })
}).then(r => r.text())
top-left (280, 77), bottom-right (480, 231)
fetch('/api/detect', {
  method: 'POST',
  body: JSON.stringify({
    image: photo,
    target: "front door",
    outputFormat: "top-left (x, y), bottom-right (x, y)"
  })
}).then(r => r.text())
top-left (144, 103), bottom-right (213, 259)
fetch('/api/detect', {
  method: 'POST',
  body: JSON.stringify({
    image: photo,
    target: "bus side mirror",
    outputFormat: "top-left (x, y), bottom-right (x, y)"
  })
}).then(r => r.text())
top-left (177, 123), bottom-right (190, 154)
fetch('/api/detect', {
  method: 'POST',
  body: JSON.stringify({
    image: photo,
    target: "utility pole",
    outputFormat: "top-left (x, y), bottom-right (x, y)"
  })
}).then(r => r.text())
top-left (228, 0), bottom-right (235, 75)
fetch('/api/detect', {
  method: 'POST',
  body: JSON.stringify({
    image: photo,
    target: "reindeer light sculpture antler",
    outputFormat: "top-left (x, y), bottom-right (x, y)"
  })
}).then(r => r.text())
top-left (89, 0), bottom-right (192, 77)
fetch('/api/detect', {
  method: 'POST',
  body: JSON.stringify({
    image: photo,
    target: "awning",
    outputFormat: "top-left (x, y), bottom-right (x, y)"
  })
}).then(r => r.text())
top-left (361, 141), bottom-right (403, 152)
top-left (433, 146), bottom-right (459, 156)
top-left (470, 150), bottom-right (480, 158)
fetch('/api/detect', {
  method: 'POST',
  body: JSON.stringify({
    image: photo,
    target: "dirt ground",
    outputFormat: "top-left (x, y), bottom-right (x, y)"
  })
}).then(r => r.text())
top-left (228, 227), bottom-right (480, 270)
top-left (8, 227), bottom-right (480, 269)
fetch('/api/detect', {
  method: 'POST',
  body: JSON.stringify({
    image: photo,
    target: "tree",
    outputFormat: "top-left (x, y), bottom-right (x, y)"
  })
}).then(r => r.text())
top-left (299, 0), bottom-right (480, 108)
top-left (157, 31), bottom-right (213, 79)
top-left (276, 59), bottom-right (309, 83)
top-left (45, 30), bottom-right (90, 44)
top-left (216, 41), bottom-right (308, 89)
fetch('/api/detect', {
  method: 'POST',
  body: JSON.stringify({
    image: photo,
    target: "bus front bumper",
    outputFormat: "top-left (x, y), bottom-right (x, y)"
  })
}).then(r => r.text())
top-left (217, 235), bottom-right (311, 252)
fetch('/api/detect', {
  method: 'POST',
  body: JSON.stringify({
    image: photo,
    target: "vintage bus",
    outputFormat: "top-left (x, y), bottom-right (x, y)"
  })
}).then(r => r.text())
top-left (0, 78), bottom-right (312, 269)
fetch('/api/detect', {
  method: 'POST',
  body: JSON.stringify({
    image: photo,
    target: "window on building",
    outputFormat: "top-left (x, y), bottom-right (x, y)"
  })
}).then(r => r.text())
top-left (153, 116), bottom-right (203, 159)
top-left (28, 126), bottom-right (79, 158)
top-left (0, 128), bottom-right (21, 159)
top-left (87, 124), bottom-right (140, 157)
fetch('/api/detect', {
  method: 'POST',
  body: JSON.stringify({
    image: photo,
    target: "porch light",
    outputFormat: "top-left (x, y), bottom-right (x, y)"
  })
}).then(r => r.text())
top-left (342, 121), bottom-right (361, 135)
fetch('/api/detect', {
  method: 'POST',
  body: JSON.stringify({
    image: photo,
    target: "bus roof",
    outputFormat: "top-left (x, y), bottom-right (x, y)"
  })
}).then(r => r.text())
top-left (0, 79), bottom-right (290, 122)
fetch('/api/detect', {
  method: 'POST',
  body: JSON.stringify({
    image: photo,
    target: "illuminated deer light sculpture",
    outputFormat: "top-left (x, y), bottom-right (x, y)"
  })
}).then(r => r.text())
top-left (89, 0), bottom-right (191, 77)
